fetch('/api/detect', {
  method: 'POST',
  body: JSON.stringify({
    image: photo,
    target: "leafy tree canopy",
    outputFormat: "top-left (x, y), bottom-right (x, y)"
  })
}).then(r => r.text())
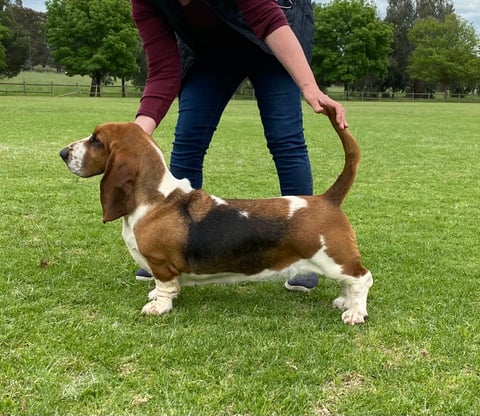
top-left (415, 0), bottom-right (454, 20)
top-left (11, 5), bottom-right (50, 68)
top-left (312, 0), bottom-right (393, 95)
top-left (383, 0), bottom-right (459, 93)
top-left (0, 22), bottom-right (8, 73)
top-left (46, 0), bottom-right (140, 94)
top-left (0, 0), bottom-right (29, 77)
top-left (408, 13), bottom-right (480, 97)
top-left (384, 0), bottom-right (416, 91)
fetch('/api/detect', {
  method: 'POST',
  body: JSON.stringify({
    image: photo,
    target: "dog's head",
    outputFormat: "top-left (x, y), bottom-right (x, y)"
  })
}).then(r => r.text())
top-left (60, 122), bottom-right (146, 222)
top-left (59, 122), bottom-right (145, 177)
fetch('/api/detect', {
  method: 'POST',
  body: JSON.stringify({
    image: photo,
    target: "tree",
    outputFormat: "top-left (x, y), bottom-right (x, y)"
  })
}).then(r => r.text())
top-left (312, 0), bottom-right (393, 97)
top-left (384, 0), bottom-right (416, 92)
top-left (415, 0), bottom-right (454, 20)
top-left (0, 21), bottom-right (8, 73)
top-left (46, 0), bottom-right (140, 96)
top-left (383, 0), bottom-right (457, 94)
top-left (11, 6), bottom-right (50, 69)
top-left (407, 13), bottom-right (479, 99)
top-left (0, 0), bottom-right (29, 77)
top-left (131, 48), bottom-right (147, 91)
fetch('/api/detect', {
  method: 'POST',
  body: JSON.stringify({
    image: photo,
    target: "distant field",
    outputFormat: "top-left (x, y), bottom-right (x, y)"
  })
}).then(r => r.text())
top-left (5, 70), bottom-right (91, 85)
top-left (0, 97), bottom-right (479, 415)
top-left (0, 71), bottom-right (138, 97)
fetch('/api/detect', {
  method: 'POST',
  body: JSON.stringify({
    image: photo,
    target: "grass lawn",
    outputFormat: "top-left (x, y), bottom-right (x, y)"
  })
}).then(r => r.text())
top-left (0, 97), bottom-right (479, 415)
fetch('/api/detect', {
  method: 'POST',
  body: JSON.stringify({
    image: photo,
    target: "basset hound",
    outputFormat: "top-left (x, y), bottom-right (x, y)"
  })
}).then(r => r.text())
top-left (59, 110), bottom-right (373, 325)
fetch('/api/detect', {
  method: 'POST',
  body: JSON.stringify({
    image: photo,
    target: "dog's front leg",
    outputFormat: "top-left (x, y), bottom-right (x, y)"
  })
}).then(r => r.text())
top-left (332, 283), bottom-right (351, 312)
top-left (142, 278), bottom-right (180, 315)
top-left (333, 271), bottom-right (373, 325)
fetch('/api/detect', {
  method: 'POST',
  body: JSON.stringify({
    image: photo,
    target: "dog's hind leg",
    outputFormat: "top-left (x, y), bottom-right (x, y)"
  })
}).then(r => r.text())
top-left (332, 271), bottom-right (373, 325)
top-left (142, 278), bottom-right (180, 315)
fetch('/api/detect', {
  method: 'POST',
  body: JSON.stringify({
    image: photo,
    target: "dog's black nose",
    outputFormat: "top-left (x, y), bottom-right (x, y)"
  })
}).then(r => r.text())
top-left (59, 148), bottom-right (69, 162)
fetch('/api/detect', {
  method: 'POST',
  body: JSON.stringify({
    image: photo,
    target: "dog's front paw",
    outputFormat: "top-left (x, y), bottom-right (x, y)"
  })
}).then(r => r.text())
top-left (341, 309), bottom-right (367, 325)
top-left (148, 288), bottom-right (158, 301)
top-left (141, 298), bottom-right (173, 315)
top-left (332, 296), bottom-right (350, 312)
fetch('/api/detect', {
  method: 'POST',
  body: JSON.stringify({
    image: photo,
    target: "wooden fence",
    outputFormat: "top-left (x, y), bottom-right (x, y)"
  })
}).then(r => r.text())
top-left (0, 82), bottom-right (143, 97)
top-left (0, 81), bottom-right (479, 102)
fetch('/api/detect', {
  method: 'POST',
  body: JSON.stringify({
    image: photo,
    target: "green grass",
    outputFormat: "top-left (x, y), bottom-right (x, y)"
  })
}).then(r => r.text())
top-left (1, 97), bottom-right (479, 415)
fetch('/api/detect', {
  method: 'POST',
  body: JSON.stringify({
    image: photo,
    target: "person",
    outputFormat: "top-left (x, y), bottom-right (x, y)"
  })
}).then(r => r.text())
top-left (131, 0), bottom-right (348, 291)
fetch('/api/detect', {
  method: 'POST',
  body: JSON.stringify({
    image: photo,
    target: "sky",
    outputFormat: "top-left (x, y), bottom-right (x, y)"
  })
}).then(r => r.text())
top-left (21, 0), bottom-right (480, 34)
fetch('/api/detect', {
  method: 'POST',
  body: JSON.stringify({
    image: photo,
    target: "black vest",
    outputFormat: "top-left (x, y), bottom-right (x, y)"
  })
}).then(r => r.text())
top-left (146, 0), bottom-right (314, 71)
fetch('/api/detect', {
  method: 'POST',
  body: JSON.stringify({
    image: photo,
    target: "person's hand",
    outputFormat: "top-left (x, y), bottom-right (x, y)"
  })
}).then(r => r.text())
top-left (318, 92), bottom-right (348, 130)
top-left (303, 87), bottom-right (348, 130)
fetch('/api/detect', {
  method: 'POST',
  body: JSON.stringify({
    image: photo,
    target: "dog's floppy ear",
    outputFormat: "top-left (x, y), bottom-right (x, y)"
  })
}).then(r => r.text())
top-left (100, 149), bottom-right (137, 222)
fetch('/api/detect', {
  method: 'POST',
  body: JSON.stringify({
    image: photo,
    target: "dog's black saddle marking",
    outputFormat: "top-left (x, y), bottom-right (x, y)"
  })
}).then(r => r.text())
top-left (185, 205), bottom-right (288, 275)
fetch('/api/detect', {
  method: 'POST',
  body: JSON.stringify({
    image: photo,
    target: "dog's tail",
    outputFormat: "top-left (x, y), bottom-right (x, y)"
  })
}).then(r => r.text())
top-left (323, 106), bottom-right (361, 206)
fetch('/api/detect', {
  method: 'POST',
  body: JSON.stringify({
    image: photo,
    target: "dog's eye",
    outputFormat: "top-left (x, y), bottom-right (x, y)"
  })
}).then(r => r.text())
top-left (89, 134), bottom-right (103, 147)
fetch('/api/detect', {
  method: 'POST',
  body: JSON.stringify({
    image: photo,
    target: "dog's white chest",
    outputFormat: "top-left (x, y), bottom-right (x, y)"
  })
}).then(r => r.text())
top-left (122, 205), bottom-right (151, 273)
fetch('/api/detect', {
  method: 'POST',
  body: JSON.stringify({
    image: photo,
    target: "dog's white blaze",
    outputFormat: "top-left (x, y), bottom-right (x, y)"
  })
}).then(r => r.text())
top-left (122, 204), bottom-right (152, 273)
top-left (67, 139), bottom-right (88, 175)
top-left (211, 195), bottom-right (227, 206)
top-left (239, 210), bottom-right (249, 218)
top-left (283, 196), bottom-right (308, 218)
top-left (149, 141), bottom-right (193, 197)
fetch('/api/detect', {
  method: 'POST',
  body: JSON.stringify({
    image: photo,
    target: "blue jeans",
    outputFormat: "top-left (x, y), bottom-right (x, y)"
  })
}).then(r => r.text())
top-left (170, 49), bottom-right (313, 196)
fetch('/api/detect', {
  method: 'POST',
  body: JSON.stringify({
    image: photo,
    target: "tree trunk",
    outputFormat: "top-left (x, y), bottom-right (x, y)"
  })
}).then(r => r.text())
top-left (90, 74), bottom-right (102, 97)
top-left (89, 77), bottom-right (96, 97)
top-left (122, 77), bottom-right (126, 98)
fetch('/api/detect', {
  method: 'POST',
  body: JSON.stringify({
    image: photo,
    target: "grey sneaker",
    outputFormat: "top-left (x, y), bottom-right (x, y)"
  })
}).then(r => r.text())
top-left (135, 268), bottom-right (153, 281)
top-left (284, 273), bottom-right (319, 292)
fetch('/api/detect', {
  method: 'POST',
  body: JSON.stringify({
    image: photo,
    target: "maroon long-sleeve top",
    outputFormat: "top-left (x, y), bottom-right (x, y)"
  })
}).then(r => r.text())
top-left (131, 0), bottom-right (288, 125)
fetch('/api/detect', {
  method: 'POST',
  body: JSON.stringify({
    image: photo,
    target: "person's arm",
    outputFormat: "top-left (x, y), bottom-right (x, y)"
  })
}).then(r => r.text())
top-left (265, 25), bottom-right (347, 129)
top-left (235, 0), bottom-right (347, 129)
top-left (131, 0), bottom-right (182, 134)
